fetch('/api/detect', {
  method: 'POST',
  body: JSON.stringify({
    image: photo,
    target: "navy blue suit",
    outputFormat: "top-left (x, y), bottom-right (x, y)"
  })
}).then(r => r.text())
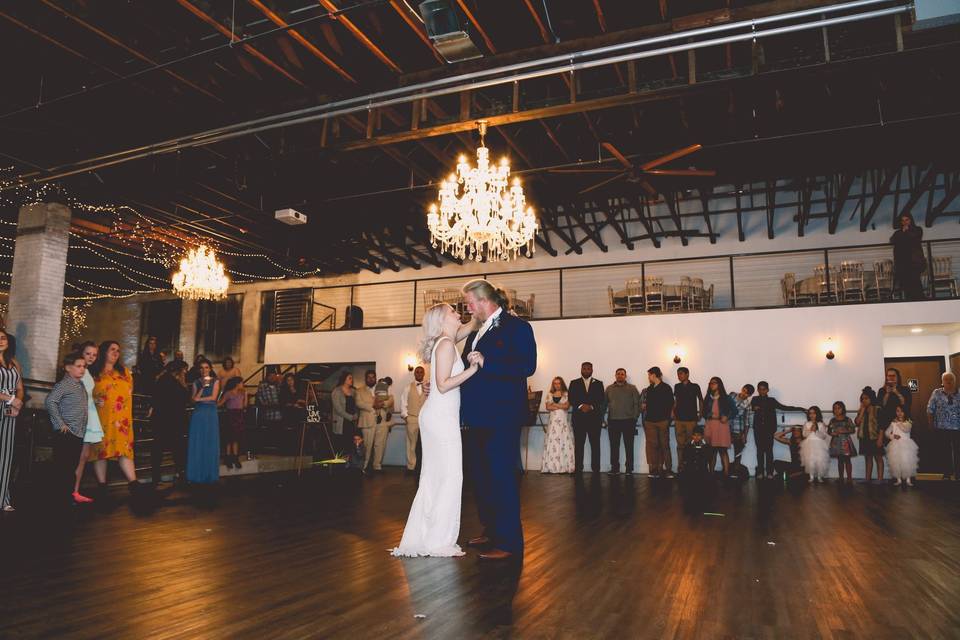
top-left (461, 310), bottom-right (537, 555)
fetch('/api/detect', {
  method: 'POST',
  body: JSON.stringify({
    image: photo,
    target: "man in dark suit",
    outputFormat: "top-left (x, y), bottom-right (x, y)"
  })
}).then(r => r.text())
top-left (460, 279), bottom-right (537, 561)
top-left (568, 362), bottom-right (606, 474)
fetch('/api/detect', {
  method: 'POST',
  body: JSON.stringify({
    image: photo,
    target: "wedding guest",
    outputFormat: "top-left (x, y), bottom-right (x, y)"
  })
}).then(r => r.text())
top-left (828, 401), bottom-right (857, 484)
top-left (673, 367), bottom-right (703, 469)
top-left (680, 426), bottom-right (710, 483)
top-left (136, 335), bottom-right (163, 394)
top-left (568, 362), bottom-right (605, 474)
top-left (374, 376), bottom-right (395, 425)
top-left (0, 330), bottom-right (24, 512)
top-left (331, 372), bottom-right (358, 451)
top-left (218, 376), bottom-right (246, 470)
top-left (186, 354), bottom-right (206, 384)
top-left (90, 340), bottom-right (139, 495)
top-left (356, 369), bottom-right (389, 472)
top-left (150, 361), bottom-right (190, 485)
top-left (542, 376), bottom-right (575, 474)
top-left (72, 342), bottom-right (103, 503)
top-left (644, 367), bottom-right (675, 478)
top-left (344, 432), bottom-right (366, 472)
top-left (45, 353), bottom-right (89, 507)
top-left (279, 373), bottom-right (305, 427)
top-left (890, 212), bottom-right (926, 300)
top-left (399, 367), bottom-right (427, 473)
top-left (173, 351), bottom-right (185, 365)
top-left (886, 405), bottom-right (919, 486)
top-left (800, 406), bottom-right (830, 483)
top-left (256, 370), bottom-right (282, 429)
top-left (773, 426), bottom-right (806, 481)
top-left (605, 368), bottom-right (641, 475)
top-left (728, 384), bottom-right (755, 472)
top-left (751, 381), bottom-right (804, 479)
top-left (855, 387), bottom-right (885, 483)
top-left (927, 372), bottom-right (960, 480)
top-left (878, 367), bottom-right (912, 430)
top-left (186, 359), bottom-right (220, 485)
top-left (702, 377), bottom-right (734, 478)
top-left (219, 356), bottom-right (243, 385)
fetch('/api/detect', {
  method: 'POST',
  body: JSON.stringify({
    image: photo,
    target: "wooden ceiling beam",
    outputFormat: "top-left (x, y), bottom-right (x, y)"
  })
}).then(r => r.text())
top-left (247, 0), bottom-right (356, 83)
top-left (592, 0), bottom-right (608, 33)
top-left (455, 0), bottom-right (497, 54)
top-left (522, 0), bottom-right (551, 44)
top-left (37, 0), bottom-right (222, 102)
top-left (175, 0), bottom-right (306, 87)
top-left (317, 0), bottom-right (403, 73)
top-left (0, 10), bottom-right (123, 79)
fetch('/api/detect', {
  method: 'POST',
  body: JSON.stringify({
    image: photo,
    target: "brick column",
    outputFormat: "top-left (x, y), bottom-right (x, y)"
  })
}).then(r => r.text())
top-left (6, 202), bottom-right (71, 383)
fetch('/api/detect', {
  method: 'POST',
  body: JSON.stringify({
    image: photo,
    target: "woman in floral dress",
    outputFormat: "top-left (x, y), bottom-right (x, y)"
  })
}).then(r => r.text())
top-left (91, 341), bottom-right (138, 493)
top-left (541, 377), bottom-right (575, 473)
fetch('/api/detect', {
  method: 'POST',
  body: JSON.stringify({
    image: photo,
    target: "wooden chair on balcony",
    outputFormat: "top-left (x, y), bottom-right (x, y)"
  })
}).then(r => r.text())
top-left (608, 286), bottom-right (628, 314)
top-left (931, 257), bottom-right (958, 298)
top-left (625, 278), bottom-right (645, 313)
top-left (870, 260), bottom-right (895, 301)
top-left (512, 293), bottom-right (536, 319)
top-left (703, 283), bottom-right (715, 309)
top-left (839, 261), bottom-right (865, 302)
top-left (814, 265), bottom-right (839, 304)
top-left (644, 277), bottom-right (664, 312)
top-left (688, 277), bottom-right (705, 310)
top-left (782, 272), bottom-right (798, 306)
top-left (667, 276), bottom-right (690, 311)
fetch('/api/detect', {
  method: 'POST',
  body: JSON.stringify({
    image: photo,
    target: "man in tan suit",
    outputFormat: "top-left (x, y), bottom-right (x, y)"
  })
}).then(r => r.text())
top-left (399, 366), bottom-right (427, 473)
top-left (355, 369), bottom-right (391, 472)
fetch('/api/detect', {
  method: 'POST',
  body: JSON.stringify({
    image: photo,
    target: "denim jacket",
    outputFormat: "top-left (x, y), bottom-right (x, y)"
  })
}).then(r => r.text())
top-left (703, 392), bottom-right (734, 421)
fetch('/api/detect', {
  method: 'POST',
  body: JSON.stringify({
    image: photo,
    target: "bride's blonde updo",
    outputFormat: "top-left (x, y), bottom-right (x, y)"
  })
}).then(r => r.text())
top-left (418, 303), bottom-right (451, 363)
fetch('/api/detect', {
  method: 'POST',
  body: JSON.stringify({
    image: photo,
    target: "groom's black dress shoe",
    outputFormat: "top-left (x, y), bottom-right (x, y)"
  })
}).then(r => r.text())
top-left (467, 535), bottom-right (490, 546)
top-left (478, 549), bottom-right (512, 561)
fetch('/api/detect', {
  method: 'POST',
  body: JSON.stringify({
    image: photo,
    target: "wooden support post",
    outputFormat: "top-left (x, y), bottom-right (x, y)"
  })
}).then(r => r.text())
top-left (628, 61), bottom-right (637, 93)
top-left (366, 109), bottom-right (375, 139)
top-left (822, 26), bottom-right (831, 62)
top-left (320, 117), bottom-right (329, 147)
top-left (411, 100), bottom-right (420, 130)
top-left (512, 81), bottom-right (520, 113)
top-left (460, 90), bottom-right (471, 120)
top-left (894, 14), bottom-right (904, 52)
top-left (687, 48), bottom-right (696, 85)
top-left (569, 71), bottom-right (577, 103)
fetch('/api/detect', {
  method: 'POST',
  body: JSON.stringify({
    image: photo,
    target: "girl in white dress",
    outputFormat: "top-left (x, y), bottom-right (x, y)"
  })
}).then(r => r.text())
top-left (541, 377), bottom-right (575, 474)
top-left (391, 304), bottom-right (479, 557)
top-left (885, 405), bottom-right (919, 487)
top-left (800, 406), bottom-right (830, 483)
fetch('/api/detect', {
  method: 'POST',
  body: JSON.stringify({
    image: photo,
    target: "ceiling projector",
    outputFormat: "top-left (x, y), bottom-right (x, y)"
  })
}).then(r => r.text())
top-left (275, 208), bottom-right (307, 225)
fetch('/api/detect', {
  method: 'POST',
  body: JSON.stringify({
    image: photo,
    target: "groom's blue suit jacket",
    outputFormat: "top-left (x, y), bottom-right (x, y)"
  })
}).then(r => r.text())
top-left (460, 310), bottom-right (537, 430)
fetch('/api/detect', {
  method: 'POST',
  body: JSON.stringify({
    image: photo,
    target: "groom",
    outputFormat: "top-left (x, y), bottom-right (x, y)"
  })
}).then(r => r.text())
top-left (460, 279), bottom-right (537, 560)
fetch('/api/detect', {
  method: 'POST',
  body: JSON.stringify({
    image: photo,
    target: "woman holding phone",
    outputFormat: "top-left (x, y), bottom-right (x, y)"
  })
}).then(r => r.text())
top-left (186, 358), bottom-right (221, 485)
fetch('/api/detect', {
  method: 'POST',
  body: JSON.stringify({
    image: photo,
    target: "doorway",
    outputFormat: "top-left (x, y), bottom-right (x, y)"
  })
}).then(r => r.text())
top-left (884, 356), bottom-right (946, 473)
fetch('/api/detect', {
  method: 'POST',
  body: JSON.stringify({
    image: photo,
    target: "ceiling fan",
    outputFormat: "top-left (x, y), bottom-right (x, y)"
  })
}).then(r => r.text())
top-left (550, 142), bottom-right (716, 197)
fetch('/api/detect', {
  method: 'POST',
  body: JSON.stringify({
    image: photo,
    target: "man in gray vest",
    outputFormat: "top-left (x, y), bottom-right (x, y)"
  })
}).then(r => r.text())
top-left (399, 366), bottom-right (427, 473)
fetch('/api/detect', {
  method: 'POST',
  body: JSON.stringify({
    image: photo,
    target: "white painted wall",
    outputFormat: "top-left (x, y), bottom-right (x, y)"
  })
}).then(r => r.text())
top-left (950, 331), bottom-right (960, 357)
top-left (266, 299), bottom-right (960, 477)
top-left (882, 334), bottom-right (951, 363)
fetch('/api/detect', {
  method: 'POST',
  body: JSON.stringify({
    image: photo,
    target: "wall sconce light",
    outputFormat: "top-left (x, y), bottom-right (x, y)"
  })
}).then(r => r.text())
top-left (672, 342), bottom-right (684, 365)
top-left (404, 353), bottom-right (418, 371)
top-left (824, 337), bottom-right (836, 360)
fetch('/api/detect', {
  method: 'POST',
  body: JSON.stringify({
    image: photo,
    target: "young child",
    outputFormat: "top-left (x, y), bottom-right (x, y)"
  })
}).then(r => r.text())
top-left (45, 353), bottom-right (89, 506)
top-left (828, 401), bottom-right (857, 484)
top-left (374, 377), bottom-right (394, 425)
top-left (773, 425), bottom-right (807, 482)
top-left (681, 426), bottom-right (711, 478)
top-left (885, 405), bottom-right (919, 487)
top-left (345, 433), bottom-right (366, 473)
top-left (800, 406), bottom-right (830, 483)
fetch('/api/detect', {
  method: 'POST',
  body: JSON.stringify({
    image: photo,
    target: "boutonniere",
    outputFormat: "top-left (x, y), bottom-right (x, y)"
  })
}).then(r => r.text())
top-left (489, 314), bottom-right (502, 331)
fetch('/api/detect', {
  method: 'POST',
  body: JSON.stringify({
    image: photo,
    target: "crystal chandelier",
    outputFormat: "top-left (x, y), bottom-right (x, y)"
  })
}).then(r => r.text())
top-left (171, 244), bottom-right (230, 301)
top-left (428, 120), bottom-right (537, 262)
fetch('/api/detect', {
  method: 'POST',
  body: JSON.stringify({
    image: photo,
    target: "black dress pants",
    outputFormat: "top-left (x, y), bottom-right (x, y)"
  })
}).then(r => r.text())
top-left (573, 421), bottom-right (601, 472)
top-left (607, 419), bottom-right (636, 472)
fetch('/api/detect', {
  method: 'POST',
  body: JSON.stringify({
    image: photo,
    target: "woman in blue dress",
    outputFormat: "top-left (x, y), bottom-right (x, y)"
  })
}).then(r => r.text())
top-left (186, 358), bottom-right (221, 484)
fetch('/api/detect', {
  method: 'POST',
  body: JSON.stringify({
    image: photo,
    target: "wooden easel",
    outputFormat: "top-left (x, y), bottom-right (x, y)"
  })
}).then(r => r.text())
top-left (296, 381), bottom-right (332, 477)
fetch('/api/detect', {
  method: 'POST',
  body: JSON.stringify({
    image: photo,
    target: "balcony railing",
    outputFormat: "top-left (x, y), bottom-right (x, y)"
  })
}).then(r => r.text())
top-left (265, 237), bottom-right (960, 333)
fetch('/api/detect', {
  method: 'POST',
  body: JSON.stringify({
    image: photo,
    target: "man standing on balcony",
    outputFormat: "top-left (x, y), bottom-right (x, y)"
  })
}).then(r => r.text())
top-left (399, 366), bottom-right (427, 475)
top-left (356, 369), bottom-right (388, 473)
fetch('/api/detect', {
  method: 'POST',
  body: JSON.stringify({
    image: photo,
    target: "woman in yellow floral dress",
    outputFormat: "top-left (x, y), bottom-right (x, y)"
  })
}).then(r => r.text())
top-left (91, 341), bottom-right (139, 492)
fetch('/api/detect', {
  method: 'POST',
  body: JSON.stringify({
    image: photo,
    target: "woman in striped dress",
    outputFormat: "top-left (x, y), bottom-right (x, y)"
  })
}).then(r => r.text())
top-left (0, 330), bottom-right (25, 512)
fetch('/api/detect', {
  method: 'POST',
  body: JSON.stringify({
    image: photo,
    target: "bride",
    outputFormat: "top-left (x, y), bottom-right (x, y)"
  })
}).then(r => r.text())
top-left (391, 304), bottom-right (479, 557)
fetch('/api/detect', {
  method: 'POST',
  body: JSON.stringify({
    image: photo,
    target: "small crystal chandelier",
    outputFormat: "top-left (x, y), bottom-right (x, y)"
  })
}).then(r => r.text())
top-left (428, 120), bottom-right (537, 262)
top-left (171, 244), bottom-right (230, 301)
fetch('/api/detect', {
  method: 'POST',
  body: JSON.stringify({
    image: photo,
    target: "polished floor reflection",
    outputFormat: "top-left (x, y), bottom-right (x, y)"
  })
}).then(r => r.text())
top-left (1, 471), bottom-right (959, 639)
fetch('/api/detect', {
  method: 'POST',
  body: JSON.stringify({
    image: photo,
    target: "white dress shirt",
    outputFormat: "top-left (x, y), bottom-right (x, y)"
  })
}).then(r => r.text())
top-left (472, 307), bottom-right (503, 351)
top-left (578, 377), bottom-right (593, 410)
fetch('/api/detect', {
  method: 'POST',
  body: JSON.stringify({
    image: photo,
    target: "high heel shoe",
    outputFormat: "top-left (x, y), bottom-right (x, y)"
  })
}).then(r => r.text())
top-left (73, 491), bottom-right (94, 504)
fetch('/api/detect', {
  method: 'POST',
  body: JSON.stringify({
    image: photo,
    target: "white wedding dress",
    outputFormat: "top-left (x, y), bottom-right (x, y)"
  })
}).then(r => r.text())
top-left (391, 337), bottom-right (465, 557)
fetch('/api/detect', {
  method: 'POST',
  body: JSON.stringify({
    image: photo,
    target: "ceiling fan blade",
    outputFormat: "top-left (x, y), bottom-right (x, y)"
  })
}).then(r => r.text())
top-left (640, 143), bottom-right (703, 170)
top-left (579, 172), bottom-right (626, 194)
top-left (601, 142), bottom-right (633, 169)
top-left (548, 168), bottom-right (624, 174)
top-left (644, 169), bottom-right (717, 177)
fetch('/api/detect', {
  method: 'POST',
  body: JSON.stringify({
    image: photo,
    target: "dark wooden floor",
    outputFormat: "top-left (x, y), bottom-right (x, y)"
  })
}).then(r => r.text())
top-left (2, 471), bottom-right (959, 639)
